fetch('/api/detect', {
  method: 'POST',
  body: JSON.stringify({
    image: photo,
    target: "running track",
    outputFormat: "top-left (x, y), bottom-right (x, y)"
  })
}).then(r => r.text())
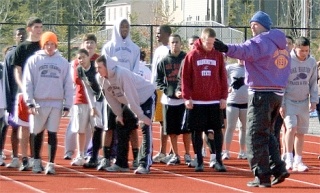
top-left (0, 117), bottom-right (319, 193)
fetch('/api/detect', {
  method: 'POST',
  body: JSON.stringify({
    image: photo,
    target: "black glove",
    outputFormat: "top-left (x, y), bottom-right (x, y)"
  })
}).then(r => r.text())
top-left (231, 77), bottom-right (245, 90)
top-left (214, 39), bottom-right (228, 53)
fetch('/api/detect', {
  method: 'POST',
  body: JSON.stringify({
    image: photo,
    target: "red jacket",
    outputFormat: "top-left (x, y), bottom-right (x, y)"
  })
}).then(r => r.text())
top-left (181, 39), bottom-right (228, 101)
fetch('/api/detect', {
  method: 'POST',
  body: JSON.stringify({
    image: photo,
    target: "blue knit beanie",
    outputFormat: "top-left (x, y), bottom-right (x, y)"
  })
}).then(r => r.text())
top-left (250, 11), bottom-right (272, 30)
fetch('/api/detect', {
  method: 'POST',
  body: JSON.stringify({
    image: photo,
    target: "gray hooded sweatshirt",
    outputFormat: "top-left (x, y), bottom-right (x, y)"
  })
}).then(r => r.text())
top-left (22, 50), bottom-right (73, 109)
top-left (283, 50), bottom-right (318, 104)
top-left (100, 56), bottom-right (155, 120)
top-left (101, 17), bottom-right (140, 73)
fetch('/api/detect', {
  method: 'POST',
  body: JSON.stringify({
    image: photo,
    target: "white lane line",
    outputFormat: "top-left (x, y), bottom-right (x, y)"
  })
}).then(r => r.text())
top-left (0, 175), bottom-right (47, 193)
top-left (151, 167), bottom-right (253, 193)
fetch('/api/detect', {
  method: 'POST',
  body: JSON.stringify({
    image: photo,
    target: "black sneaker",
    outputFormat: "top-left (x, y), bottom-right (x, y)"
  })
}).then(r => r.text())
top-left (214, 162), bottom-right (227, 172)
top-left (19, 157), bottom-right (29, 171)
top-left (247, 177), bottom-right (271, 188)
top-left (272, 171), bottom-right (290, 185)
top-left (83, 160), bottom-right (98, 168)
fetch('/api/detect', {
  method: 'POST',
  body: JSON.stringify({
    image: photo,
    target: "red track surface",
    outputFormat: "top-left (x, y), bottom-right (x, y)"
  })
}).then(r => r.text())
top-left (1, 117), bottom-right (319, 193)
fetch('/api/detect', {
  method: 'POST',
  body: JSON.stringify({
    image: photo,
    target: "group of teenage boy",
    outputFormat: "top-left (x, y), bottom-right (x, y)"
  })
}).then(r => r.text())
top-left (0, 10), bottom-right (319, 188)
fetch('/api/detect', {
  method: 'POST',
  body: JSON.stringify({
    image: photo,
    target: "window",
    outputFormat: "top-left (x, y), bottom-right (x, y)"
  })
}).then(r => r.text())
top-left (120, 7), bottom-right (123, 17)
top-left (114, 8), bottom-right (116, 20)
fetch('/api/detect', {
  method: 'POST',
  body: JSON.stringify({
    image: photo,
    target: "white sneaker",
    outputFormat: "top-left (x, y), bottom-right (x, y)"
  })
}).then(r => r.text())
top-left (134, 165), bottom-right (150, 174)
top-left (71, 156), bottom-right (85, 166)
top-left (6, 157), bottom-right (20, 168)
top-left (0, 156), bottom-right (5, 166)
top-left (167, 155), bottom-right (180, 165)
top-left (1, 154), bottom-right (6, 160)
top-left (188, 158), bottom-right (198, 168)
top-left (152, 152), bottom-right (166, 163)
top-left (292, 162), bottom-right (308, 172)
top-left (97, 158), bottom-right (110, 171)
top-left (222, 151), bottom-right (230, 160)
top-left (32, 159), bottom-right (42, 173)
top-left (28, 157), bottom-right (34, 168)
top-left (209, 154), bottom-right (217, 168)
top-left (237, 152), bottom-right (247, 160)
top-left (285, 158), bottom-right (293, 170)
top-left (105, 164), bottom-right (129, 172)
top-left (184, 154), bottom-right (192, 164)
top-left (45, 162), bottom-right (56, 175)
top-left (161, 154), bottom-right (173, 164)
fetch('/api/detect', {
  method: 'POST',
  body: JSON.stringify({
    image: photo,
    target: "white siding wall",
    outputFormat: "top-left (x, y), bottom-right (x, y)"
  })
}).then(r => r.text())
top-left (184, 0), bottom-right (208, 22)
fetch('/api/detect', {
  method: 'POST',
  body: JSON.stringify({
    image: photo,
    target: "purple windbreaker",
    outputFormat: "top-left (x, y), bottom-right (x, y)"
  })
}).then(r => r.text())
top-left (226, 29), bottom-right (291, 90)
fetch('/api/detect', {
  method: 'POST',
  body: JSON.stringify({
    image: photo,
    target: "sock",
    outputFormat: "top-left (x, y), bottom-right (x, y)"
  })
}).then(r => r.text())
top-left (47, 131), bottom-right (57, 163)
top-left (103, 146), bottom-right (111, 159)
top-left (91, 127), bottom-right (102, 162)
top-left (33, 131), bottom-right (44, 159)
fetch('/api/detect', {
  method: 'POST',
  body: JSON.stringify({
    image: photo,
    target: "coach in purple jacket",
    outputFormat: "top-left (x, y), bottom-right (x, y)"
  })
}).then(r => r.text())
top-left (214, 11), bottom-right (290, 188)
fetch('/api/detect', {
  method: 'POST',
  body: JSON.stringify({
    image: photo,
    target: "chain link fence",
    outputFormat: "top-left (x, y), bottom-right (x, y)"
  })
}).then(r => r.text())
top-left (1, 23), bottom-right (319, 62)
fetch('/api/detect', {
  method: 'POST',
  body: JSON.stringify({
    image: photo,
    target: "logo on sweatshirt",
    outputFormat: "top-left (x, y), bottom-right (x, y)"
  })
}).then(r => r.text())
top-left (273, 49), bottom-right (289, 69)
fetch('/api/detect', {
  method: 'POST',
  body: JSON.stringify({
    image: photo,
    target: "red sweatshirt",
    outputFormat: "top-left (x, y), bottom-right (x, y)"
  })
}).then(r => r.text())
top-left (73, 53), bottom-right (100, 105)
top-left (181, 39), bottom-right (228, 102)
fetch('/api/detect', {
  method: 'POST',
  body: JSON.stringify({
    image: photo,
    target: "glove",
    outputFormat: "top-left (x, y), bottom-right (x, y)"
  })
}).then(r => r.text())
top-left (214, 39), bottom-right (228, 53)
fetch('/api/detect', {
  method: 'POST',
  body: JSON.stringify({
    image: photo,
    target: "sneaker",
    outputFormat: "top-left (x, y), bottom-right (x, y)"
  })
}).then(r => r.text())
top-left (152, 152), bottom-right (166, 163)
top-left (71, 156), bottom-right (85, 166)
top-left (187, 158), bottom-right (198, 168)
top-left (1, 154), bottom-right (6, 160)
top-left (83, 159), bottom-right (98, 168)
top-left (0, 156), bottom-right (5, 166)
top-left (272, 171), bottom-right (290, 185)
top-left (64, 151), bottom-right (73, 160)
top-left (160, 154), bottom-right (173, 164)
top-left (247, 177), bottom-right (271, 188)
top-left (97, 158), bottom-right (111, 171)
top-left (222, 151), bottom-right (230, 160)
top-left (105, 164), bottom-right (129, 172)
top-left (292, 162), bottom-right (308, 172)
top-left (202, 148), bottom-right (207, 157)
top-left (184, 154), bottom-right (192, 165)
top-left (167, 155), bottom-right (180, 165)
top-left (285, 158), bottom-right (293, 170)
top-left (28, 157), bottom-right (34, 168)
top-left (237, 152), bottom-right (247, 160)
top-left (32, 159), bottom-right (42, 173)
top-left (6, 157), bottom-right (20, 168)
top-left (132, 159), bottom-right (139, 170)
top-left (195, 164), bottom-right (204, 172)
top-left (214, 162), bottom-right (227, 172)
top-left (134, 165), bottom-right (150, 174)
top-left (45, 162), bottom-right (55, 175)
top-left (19, 157), bottom-right (29, 171)
top-left (281, 154), bottom-right (286, 161)
top-left (209, 154), bottom-right (217, 168)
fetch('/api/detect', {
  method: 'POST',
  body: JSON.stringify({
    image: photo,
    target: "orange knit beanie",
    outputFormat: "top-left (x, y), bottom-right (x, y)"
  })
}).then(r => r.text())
top-left (40, 31), bottom-right (58, 48)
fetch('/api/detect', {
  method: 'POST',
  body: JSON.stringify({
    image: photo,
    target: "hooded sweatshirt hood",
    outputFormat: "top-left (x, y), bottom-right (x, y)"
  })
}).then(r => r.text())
top-left (110, 17), bottom-right (133, 44)
top-left (101, 17), bottom-right (140, 73)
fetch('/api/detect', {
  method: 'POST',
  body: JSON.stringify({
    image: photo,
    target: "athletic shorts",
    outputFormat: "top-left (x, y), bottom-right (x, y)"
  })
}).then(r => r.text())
top-left (107, 105), bottom-right (138, 131)
top-left (153, 89), bottom-right (163, 122)
top-left (284, 99), bottom-right (309, 134)
top-left (13, 93), bottom-right (29, 127)
top-left (29, 107), bottom-right (61, 135)
top-left (162, 104), bottom-right (185, 135)
top-left (71, 104), bottom-right (94, 133)
top-left (185, 103), bottom-right (223, 132)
